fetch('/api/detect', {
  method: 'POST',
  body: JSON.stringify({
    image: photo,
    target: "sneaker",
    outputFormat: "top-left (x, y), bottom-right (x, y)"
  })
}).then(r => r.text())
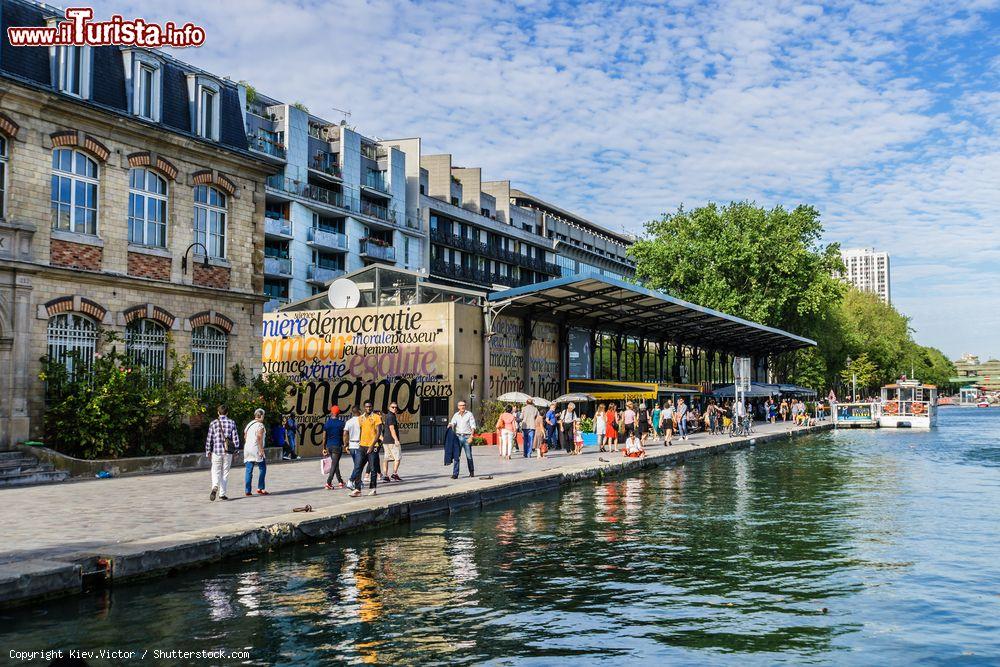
top-left (220, 495), bottom-right (228, 501)
top-left (338, 482), bottom-right (345, 489)
top-left (324, 483), bottom-right (334, 490)
top-left (281, 454), bottom-right (291, 461)
top-left (369, 489), bottom-right (378, 496)
top-left (291, 454), bottom-right (300, 460)
top-left (381, 475), bottom-right (391, 483)
top-left (350, 489), bottom-right (362, 497)
top-left (256, 489), bottom-right (270, 495)
top-left (451, 474), bottom-right (459, 479)
top-left (209, 486), bottom-right (218, 502)
top-left (391, 474), bottom-right (402, 482)
top-left (346, 481), bottom-right (356, 491)
top-left (245, 492), bottom-right (253, 497)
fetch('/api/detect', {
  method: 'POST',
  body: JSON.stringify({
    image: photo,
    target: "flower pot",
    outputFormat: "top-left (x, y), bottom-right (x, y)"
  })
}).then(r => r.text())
top-left (479, 432), bottom-right (496, 446)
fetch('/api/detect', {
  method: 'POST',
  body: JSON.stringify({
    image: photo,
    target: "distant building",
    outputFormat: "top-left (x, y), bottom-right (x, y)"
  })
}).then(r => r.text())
top-left (953, 354), bottom-right (1000, 391)
top-left (840, 248), bottom-right (891, 303)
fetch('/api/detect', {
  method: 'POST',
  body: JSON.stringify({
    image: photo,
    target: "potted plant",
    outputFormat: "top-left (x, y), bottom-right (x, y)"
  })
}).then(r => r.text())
top-left (474, 427), bottom-right (495, 446)
top-left (579, 416), bottom-right (598, 446)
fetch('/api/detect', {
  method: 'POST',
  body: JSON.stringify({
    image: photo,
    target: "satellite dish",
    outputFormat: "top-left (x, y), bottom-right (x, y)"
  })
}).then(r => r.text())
top-left (328, 278), bottom-right (361, 309)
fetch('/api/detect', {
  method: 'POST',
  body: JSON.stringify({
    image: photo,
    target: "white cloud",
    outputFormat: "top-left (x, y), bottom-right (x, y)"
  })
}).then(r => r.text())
top-left (94, 0), bottom-right (1000, 357)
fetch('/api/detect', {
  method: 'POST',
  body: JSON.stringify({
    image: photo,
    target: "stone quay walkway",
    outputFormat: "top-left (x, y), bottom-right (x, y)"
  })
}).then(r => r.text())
top-left (0, 420), bottom-right (831, 607)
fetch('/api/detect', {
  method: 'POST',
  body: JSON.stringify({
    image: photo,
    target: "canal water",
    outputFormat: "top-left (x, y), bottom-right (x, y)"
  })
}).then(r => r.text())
top-left (4, 409), bottom-right (1000, 665)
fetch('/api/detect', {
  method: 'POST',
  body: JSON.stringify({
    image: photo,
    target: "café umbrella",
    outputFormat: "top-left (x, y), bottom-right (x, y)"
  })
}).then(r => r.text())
top-left (551, 393), bottom-right (596, 404)
top-left (497, 391), bottom-right (533, 403)
top-left (532, 396), bottom-right (551, 407)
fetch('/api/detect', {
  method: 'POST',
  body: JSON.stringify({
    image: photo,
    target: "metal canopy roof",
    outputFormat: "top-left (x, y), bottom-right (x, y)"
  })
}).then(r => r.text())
top-left (488, 276), bottom-right (815, 354)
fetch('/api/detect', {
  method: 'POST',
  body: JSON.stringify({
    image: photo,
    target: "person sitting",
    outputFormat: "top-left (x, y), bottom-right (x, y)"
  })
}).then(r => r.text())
top-left (623, 433), bottom-right (645, 459)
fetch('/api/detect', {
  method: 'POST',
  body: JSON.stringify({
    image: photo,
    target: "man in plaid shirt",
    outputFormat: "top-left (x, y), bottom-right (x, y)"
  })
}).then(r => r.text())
top-left (205, 404), bottom-right (240, 501)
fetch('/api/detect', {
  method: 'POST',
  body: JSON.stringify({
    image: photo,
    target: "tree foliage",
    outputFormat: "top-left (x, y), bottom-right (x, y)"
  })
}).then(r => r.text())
top-left (628, 201), bottom-right (954, 393)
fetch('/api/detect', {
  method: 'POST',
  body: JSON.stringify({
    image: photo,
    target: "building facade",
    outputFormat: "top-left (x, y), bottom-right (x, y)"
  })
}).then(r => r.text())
top-left (840, 248), bottom-right (891, 303)
top-left (250, 95), bottom-right (422, 311)
top-left (0, 0), bottom-right (273, 447)
top-left (953, 353), bottom-right (1000, 392)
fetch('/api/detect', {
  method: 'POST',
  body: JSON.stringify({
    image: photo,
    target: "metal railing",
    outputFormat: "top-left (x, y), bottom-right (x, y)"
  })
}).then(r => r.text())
top-left (247, 130), bottom-right (286, 159)
top-left (263, 256), bottom-right (292, 276)
top-left (359, 199), bottom-right (396, 223)
top-left (307, 226), bottom-right (348, 251)
top-left (264, 216), bottom-right (292, 237)
top-left (311, 152), bottom-right (342, 178)
top-left (364, 171), bottom-right (391, 194)
top-left (266, 176), bottom-right (351, 212)
top-left (307, 263), bottom-right (344, 283)
top-left (359, 239), bottom-right (396, 261)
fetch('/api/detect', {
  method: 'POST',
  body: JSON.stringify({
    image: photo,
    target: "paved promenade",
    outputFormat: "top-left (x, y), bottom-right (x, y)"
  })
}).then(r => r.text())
top-left (0, 420), bottom-right (830, 606)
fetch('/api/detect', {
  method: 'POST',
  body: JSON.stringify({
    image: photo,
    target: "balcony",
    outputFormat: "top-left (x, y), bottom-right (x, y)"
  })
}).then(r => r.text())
top-left (361, 143), bottom-right (388, 161)
top-left (267, 176), bottom-right (351, 213)
top-left (359, 239), bottom-right (396, 262)
top-left (310, 152), bottom-right (342, 179)
top-left (264, 256), bottom-right (292, 276)
top-left (307, 263), bottom-right (344, 284)
top-left (247, 130), bottom-right (286, 160)
top-left (264, 214), bottom-right (292, 238)
top-left (264, 297), bottom-right (289, 312)
top-left (405, 214), bottom-right (422, 231)
top-left (431, 228), bottom-right (486, 254)
top-left (307, 226), bottom-right (348, 251)
top-left (430, 258), bottom-right (491, 286)
top-left (358, 199), bottom-right (396, 224)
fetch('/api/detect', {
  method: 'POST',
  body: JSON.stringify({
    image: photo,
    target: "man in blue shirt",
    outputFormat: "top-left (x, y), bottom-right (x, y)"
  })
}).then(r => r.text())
top-left (322, 406), bottom-right (346, 489)
top-left (544, 406), bottom-right (558, 451)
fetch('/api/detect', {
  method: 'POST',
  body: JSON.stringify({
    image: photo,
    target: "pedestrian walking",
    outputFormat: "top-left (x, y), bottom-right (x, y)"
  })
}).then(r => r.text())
top-left (448, 400), bottom-right (477, 478)
top-left (677, 398), bottom-right (689, 440)
top-left (651, 403), bottom-right (662, 438)
top-left (496, 405), bottom-right (517, 460)
top-left (357, 401), bottom-right (382, 496)
top-left (779, 399), bottom-right (789, 423)
top-left (560, 402), bottom-right (580, 455)
top-left (520, 398), bottom-right (539, 458)
top-left (605, 403), bottom-right (619, 452)
top-left (243, 408), bottom-right (269, 496)
top-left (544, 404), bottom-right (558, 452)
top-left (279, 414), bottom-right (299, 461)
top-left (595, 404), bottom-right (608, 452)
top-left (534, 410), bottom-right (547, 458)
top-left (380, 402), bottom-right (404, 482)
top-left (323, 406), bottom-right (346, 489)
top-left (637, 402), bottom-right (650, 448)
top-left (622, 401), bottom-right (637, 440)
top-left (660, 401), bottom-right (675, 445)
top-left (205, 404), bottom-right (240, 502)
top-left (345, 408), bottom-right (364, 495)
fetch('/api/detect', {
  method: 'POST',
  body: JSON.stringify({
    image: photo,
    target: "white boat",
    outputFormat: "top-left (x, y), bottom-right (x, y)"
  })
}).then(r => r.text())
top-left (879, 380), bottom-right (938, 428)
top-left (978, 401), bottom-right (990, 408)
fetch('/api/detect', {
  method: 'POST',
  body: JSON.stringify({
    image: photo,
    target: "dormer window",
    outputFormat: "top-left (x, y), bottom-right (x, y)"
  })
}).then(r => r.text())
top-left (188, 75), bottom-right (221, 141)
top-left (51, 44), bottom-right (92, 98)
top-left (123, 50), bottom-right (162, 122)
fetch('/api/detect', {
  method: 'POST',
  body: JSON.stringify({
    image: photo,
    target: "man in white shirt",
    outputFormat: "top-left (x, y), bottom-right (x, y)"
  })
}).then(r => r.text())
top-left (448, 400), bottom-right (477, 479)
top-left (343, 408), bottom-right (365, 496)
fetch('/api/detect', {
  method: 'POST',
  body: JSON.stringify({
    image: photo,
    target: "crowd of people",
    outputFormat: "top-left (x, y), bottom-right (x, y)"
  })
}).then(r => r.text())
top-left (204, 394), bottom-right (820, 503)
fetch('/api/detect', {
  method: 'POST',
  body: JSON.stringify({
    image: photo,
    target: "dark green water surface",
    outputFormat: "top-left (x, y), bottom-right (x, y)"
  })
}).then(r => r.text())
top-left (4, 409), bottom-right (1000, 665)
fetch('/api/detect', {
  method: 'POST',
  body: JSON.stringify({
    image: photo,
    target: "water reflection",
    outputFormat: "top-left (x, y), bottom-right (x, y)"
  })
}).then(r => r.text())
top-left (4, 411), bottom-right (1000, 664)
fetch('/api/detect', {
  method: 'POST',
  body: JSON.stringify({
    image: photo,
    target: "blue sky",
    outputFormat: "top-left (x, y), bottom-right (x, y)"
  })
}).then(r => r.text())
top-left (98, 0), bottom-right (1000, 358)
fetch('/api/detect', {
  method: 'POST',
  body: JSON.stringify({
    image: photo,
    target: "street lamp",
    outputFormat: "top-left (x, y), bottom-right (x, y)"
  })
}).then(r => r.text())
top-left (181, 242), bottom-right (210, 274)
top-left (846, 355), bottom-right (857, 402)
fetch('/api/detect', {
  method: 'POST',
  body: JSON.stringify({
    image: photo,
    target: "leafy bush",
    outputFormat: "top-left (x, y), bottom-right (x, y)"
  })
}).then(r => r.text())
top-left (41, 332), bottom-right (201, 459)
top-left (196, 365), bottom-right (295, 444)
top-left (477, 399), bottom-right (507, 433)
top-left (578, 416), bottom-right (594, 433)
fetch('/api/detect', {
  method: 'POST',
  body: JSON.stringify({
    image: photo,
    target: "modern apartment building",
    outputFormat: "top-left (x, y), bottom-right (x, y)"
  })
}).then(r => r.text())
top-left (840, 248), bottom-right (891, 303)
top-left (0, 0), bottom-right (274, 446)
top-left (247, 94), bottom-right (422, 311)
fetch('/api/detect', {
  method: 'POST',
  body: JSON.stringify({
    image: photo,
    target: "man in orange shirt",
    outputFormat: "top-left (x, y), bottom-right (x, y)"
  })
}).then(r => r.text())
top-left (357, 401), bottom-right (383, 496)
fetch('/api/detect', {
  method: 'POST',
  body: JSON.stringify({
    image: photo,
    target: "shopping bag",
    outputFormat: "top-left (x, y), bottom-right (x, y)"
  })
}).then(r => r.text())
top-left (321, 457), bottom-right (332, 476)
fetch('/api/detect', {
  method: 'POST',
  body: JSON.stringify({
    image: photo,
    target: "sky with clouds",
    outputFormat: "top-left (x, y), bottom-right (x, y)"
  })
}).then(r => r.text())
top-left (96, 0), bottom-right (1000, 359)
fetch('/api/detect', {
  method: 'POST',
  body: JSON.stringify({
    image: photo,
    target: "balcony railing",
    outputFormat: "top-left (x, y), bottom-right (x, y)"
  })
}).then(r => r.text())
top-left (359, 199), bottom-right (396, 223)
top-left (307, 264), bottom-right (344, 284)
top-left (307, 226), bottom-right (348, 251)
top-left (405, 215), bottom-right (422, 231)
top-left (247, 130), bottom-right (286, 159)
top-left (361, 143), bottom-right (388, 160)
top-left (263, 256), bottom-right (292, 276)
top-left (430, 259), bottom-right (491, 286)
top-left (264, 215), bottom-right (292, 237)
top-left (267, 176), bottom-right (351, 212)
top-left (311, 152), bottom-right (342, 178)
top-left (359, 239), bottom-right (396, 262)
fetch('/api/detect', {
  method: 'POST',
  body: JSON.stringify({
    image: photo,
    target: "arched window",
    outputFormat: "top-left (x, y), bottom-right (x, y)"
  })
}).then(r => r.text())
top-left (193, 185), bottom-right (226, 259)
top-left (126, 319), bottom-right (168, 379)
top-left (191, 325), bottom-right (227, 391)
top-left (0, 135), bottom-right (7, 218)
top-left (51, 148), bottom-right (98, 234)
top-left (128, 167), bottom-right (168, 247)
top-left (46, 313), bottom-right (97, 379)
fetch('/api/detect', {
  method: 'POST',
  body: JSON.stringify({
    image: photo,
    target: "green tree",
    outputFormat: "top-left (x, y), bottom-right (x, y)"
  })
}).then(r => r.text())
top-left (841, 353), bottom-right (880, 395)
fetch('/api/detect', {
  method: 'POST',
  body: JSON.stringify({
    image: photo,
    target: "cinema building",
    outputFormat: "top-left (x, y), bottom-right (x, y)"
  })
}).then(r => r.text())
top-left (265, 266), bottom-right (814, 454)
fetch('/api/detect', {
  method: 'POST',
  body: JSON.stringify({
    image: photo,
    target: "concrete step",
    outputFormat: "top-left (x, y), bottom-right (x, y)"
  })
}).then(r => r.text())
top-left (0, 469), bottom-right (69, 487)
top-left (0, 450), bottom-right (29, 461)
top-left (0, 458), bottom-right (39, 471)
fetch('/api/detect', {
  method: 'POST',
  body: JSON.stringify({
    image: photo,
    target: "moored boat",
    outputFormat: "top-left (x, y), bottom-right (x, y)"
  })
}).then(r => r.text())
top-left (879, 380), bottom-right (937, 428)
